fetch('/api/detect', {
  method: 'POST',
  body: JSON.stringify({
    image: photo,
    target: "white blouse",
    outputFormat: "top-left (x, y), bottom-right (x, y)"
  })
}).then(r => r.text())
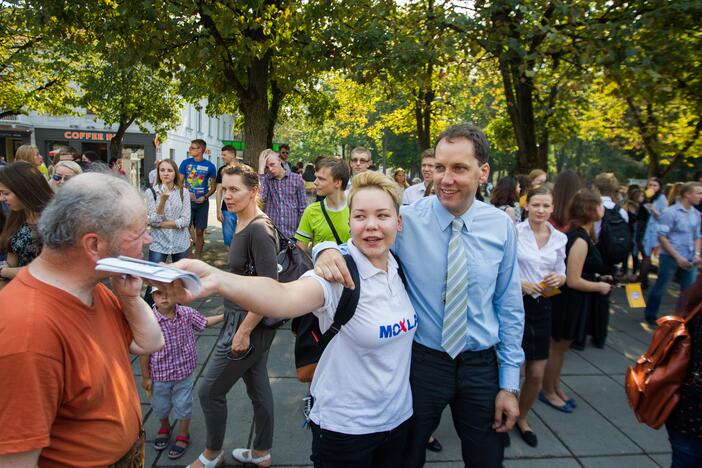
top-left (145, 184), bottom-right (191, 255)
top-left (516, 220), bottom-right (567, 297)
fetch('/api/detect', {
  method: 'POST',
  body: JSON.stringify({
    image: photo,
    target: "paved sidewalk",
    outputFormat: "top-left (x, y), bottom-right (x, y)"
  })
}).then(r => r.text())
top-left (135, 217), bottom-right (678, 467)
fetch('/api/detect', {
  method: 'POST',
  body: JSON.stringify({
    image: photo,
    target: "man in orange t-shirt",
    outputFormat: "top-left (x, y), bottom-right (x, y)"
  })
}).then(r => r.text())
top-left (0, 173), bottom-right (165, 467)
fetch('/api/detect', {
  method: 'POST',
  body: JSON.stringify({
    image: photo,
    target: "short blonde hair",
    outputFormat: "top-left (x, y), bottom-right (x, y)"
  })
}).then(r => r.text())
top-left (348, 171), bottom-right (402, 213)
top-left (54, 160), bottom-right (83, 176)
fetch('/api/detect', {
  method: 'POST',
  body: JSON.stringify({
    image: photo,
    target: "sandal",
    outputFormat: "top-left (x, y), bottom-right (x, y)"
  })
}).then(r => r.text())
top-left (186, 452), bottom-right (223, 468)
top-left (168, 434), bottom-right (190, 459)
top-left (232, 448), bottom-right (272, 467)
top-left (154, 427), bottom-right (170, 451)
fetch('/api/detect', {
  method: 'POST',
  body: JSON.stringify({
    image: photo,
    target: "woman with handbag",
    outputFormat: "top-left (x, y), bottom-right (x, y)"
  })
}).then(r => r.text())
top-left (187, 164), bottom-right (279, 468)
top-left (167, 172), bottom-right (415, 468)
top-left (666, 276), bottom-right (702, 467)
top-left (541, 190), bottom-right (613, 412)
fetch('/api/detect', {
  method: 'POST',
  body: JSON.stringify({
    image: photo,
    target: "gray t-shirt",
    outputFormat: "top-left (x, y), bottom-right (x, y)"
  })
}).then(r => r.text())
top-left (225, 214), bottom-right (278, 313)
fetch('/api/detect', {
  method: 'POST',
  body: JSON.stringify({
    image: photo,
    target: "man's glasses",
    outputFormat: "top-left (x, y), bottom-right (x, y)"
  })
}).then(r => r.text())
top-left (351, 158), bottom-right (370, 164)
top-left (226, 344), bottom-right (254, 361)
top-left (52, 174), bottom-right (73, 182)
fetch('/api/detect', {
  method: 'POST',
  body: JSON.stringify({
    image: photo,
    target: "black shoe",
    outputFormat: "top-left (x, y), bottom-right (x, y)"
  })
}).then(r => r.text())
top-left (645, 316), bottom-right (657, 327)
top-left (426, 437), bottom-right (442, 452)
top-left (503, 433), bottom-right (511, 447)
top-left (517, 425), bottom-right (538, 447)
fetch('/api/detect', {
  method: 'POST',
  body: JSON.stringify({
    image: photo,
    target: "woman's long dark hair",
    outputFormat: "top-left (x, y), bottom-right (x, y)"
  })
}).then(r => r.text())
top-left (0, 162), bottom-right (54, 251)
top-left (647, 176), bottom-right (663, 202)
top-left (491, 176), bottom-right (518, 207)
top-left (552, 170), bottom-right (584, 227)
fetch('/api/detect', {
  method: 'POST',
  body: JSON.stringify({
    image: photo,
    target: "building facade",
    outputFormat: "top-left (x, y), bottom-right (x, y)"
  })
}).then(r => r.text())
top-left (1, 101), bottom-right (234, 179)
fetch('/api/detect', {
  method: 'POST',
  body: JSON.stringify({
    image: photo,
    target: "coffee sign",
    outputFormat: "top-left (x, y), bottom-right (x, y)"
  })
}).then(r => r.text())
top-left (63, 131), bottom-right (116, 141)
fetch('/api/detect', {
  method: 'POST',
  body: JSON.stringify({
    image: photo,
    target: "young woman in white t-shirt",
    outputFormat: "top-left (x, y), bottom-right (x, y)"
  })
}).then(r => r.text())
top-left (166, 172), bottom-right (416, 468)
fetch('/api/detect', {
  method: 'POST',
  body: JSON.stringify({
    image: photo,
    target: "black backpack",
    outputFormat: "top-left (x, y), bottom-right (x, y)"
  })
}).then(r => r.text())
top-left (291, 253), bottom-right (407, 382)
top-left (598, 204), bottom-right (632, 266)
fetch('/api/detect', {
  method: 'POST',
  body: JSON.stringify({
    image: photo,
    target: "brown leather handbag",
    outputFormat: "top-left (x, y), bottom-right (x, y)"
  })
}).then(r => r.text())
top-left (625, 302), bottom-right (702, 429)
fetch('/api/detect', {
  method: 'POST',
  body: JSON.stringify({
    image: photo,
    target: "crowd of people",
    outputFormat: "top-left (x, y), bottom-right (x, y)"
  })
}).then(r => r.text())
top-left (0, 125), bottom-right (701, 468)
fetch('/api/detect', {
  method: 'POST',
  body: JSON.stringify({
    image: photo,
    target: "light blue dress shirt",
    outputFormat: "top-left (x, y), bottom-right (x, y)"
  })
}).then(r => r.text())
top-left (657, 202), bottom-right (701, 262)
top-left (314, 196), bottom-right (525, 389)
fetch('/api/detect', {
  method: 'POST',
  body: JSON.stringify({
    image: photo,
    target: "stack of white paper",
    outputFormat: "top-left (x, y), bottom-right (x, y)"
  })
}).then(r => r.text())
top-left (95, 256), bottom-right (201, 295)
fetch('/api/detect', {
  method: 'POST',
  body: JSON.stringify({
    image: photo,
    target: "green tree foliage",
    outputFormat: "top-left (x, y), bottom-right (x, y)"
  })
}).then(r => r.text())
top-left (78, 59), bottom-right (182, 160)
top-left (579, 1), bottom-right (702, 177)
top-left (0, 4), bottom-right (78, 118)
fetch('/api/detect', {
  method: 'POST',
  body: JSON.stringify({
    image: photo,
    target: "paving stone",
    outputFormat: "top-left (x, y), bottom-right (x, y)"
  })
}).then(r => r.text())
top-left (579, 454), bottom-right (661, 467)
top-left (573, 342), bottom-right (635, 374)
top-left (505, 413), bottom-right (571, 459)
top-left (267, 328), bottom-right (297, 378)
top-left (562, 375), bottom-right (669, 453)
top-left (504, 457), bottom-right (580, 468)
top-left (154, 382), bottom-right (253, 466)
top-left (606, 331), bottom-right (651, 365)
top-left (561, 348), bottom-right (603, 376)
top-left (650, 452), bottom-right (672, 467)
top-left (196, 335), bottom-right (218, 364)
top-left (533, 381), bottom-right (641, 457)
top-left (268, 377), bottom-right (319, 466)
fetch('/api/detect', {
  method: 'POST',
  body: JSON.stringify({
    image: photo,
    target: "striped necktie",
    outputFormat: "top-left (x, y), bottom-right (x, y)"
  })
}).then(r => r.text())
top-left (442, 217), bottom-right (468, 358)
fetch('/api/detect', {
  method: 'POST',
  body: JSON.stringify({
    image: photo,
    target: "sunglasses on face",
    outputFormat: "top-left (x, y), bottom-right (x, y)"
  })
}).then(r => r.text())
top-left (52, 174), bottom-right (73, 182)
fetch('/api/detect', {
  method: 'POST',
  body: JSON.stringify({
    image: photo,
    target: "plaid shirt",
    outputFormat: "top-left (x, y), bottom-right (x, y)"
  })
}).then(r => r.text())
top-left (148, 304), bottom-right (208, 382)
top-left (259, 170), bottom-right (308, 239)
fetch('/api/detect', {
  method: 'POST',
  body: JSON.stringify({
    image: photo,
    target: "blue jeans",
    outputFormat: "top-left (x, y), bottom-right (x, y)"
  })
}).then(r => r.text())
top-left (669, 429), bottom-right (702, 468)
top-left (645, 254), bottom-right (698, 320)
top-left (222, 210), bottom-right (237, 246)
top-left (152, 375), bottom-right (194, 420)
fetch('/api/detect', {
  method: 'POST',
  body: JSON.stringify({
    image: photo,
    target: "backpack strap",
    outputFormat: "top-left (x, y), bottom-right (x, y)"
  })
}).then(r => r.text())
top-left (320, 254), bottom-right (361, 346)
top-left (149, 186), bottom-right (157, 202)
top-left (393, 252), bottom-right (408, 288)
top-left (320, 200), bottom-right (343, 245)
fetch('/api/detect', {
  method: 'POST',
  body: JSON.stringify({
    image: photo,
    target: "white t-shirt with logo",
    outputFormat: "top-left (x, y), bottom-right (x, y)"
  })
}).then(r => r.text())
top-left (302, 241), bottom-right (416, 434)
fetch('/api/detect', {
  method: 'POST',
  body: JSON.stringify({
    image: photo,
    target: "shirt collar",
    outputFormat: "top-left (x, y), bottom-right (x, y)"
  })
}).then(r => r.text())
top-left (154, 304), bottom-right (182, 322)
top-left (674, 202), bottom-right (692, 213)
top-left (432, 196), bottom-right (479, 232)
top-left (348, 240), bottom-right (399, 281)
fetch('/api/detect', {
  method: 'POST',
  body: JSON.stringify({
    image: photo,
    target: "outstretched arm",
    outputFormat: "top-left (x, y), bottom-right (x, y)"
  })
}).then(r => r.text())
top-left (163, 259), bottom-right (325, 318)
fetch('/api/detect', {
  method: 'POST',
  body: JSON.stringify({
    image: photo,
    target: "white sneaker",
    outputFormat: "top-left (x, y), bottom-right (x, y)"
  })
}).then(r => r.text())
top-left (231, 448), bottom-right (271, 467)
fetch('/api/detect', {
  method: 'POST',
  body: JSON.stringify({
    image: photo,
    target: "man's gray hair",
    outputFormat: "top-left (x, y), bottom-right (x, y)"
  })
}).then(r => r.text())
top-left (38, 173), bottom-right (143, 248)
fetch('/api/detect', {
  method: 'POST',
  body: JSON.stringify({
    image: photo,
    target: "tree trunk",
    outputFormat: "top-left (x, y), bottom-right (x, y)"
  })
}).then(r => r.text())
top-left (414, 89), bottom-right (433, 151)
top-left (499, 57), bottom-right (539, 173)
top-left (109, 115), bottom-right (136, 162)
top-left (240, 56), bottom-right (272, 166)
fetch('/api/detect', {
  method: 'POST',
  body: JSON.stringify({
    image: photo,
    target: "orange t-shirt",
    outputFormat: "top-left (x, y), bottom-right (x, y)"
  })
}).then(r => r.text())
top-left (0, 269), bottom-right (141, 467)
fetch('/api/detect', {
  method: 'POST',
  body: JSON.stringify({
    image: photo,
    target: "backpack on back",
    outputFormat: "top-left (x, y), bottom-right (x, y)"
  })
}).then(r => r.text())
top-left (625, 302), bottom-right (702, 429)
top-left (291, 254), bottom-right (361, 382)
top-left (292, 253), bottom-right (408, 382)
top-left (598, 204), bottom-right (631, 265)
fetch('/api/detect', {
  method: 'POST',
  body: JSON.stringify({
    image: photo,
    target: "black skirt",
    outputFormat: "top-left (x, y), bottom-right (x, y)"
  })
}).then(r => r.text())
top-left (522, 295), bottom-right (552, 361)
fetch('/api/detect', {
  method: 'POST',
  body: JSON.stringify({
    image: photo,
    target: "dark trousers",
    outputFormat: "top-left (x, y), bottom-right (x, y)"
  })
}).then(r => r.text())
top-left (310, 417), bottom-right (411, 468)
top-left (669, 429), bottom-right (702, 468)
top-left (405, 342), bottom-right (503, 468)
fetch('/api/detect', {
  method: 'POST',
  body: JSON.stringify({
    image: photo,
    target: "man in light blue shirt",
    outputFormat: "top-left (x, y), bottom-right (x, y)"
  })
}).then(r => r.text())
top-left (645, 182), bottom-right (702, 324)
top-left (314, 124), bottom-right (524, 467)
